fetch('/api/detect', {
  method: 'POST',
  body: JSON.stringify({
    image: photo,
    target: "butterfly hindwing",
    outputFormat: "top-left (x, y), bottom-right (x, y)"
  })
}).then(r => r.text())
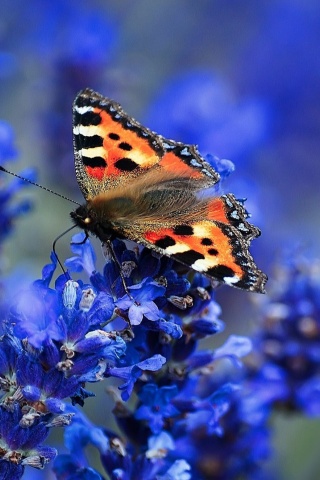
top-left (207, 194), bottom-right (261, 241)
top-left (129, 211), bottom-right (266, 293)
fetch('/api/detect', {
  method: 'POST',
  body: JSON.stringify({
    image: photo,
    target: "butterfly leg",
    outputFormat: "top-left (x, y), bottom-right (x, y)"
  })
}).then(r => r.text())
top-left (104, 239), bottom-right (138, 306)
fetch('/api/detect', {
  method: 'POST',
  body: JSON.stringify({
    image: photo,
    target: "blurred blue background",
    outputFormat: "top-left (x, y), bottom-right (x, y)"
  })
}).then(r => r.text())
top-left (1, 1), bottom-right (320, 478)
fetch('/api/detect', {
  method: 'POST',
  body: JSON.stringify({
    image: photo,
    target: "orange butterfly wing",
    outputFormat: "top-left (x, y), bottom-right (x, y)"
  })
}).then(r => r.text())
top-left (139, 194), bottom-right (266, 293)
top-left (73, 89), bottom-right (218, 199)
top-left (72, 89), bottom-right (267, 293)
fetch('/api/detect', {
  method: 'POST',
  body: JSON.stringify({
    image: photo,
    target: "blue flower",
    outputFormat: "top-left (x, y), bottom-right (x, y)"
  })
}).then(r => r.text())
top-left (135, 384), bottom-right (180, 434)
top-left (170, 378), bottom-right (271, 479)
top-left (0, 243), bottom-right (126, 474)
top-left (0, 122), bottom-right (34, 246)
top-left (58, 407), bottom-right (190, 480)
top-left (157, 460), bottom-right (191, 480)
top-left (147, 430), bottom-right (175, 456)
top-left (53, 407), bottom-right (109, 478)
top-left (2, 225), bottom-right (274, 478)
top-left (0, 403), bottom-right (57, 475)
top-left (108, 355), bottom-right (166, 401)
top-left (65, 233), bottom-right (97, 275)
top-left (0, 125), bottom-right (35, 324)
top-left (0, 335), bottom-right (22, 399)
top-left (248, 254), bottom-right (320, 416)
top-left (53, 456), bottom-right (102, 480)
top-left (116, 278), bottom-right (165, 326)
top-left (214, 335), bottom-right (252, 367)
top-left (11, 284), bottom-right (62, 348)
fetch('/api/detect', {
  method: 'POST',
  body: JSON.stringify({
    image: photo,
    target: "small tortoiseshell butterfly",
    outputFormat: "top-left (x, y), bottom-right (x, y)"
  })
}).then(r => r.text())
top-left (71, 88), bottom-right (267, 293)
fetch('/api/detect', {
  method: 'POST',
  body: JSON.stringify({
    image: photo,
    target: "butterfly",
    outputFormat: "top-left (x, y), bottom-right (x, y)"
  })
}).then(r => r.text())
top-left (71, 88), bottom-right (267, 293)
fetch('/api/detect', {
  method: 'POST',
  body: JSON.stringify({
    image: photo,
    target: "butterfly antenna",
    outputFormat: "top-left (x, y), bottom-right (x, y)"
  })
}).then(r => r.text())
top-left (0, 165), bottom-right (81, 206)
top-left (53, 225), bottom-right (78, 277)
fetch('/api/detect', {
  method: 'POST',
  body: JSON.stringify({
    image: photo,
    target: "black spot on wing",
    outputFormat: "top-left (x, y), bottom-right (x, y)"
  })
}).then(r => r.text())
top-left (109, 132), bottom-right (120, 140)
top-left (154, 236), bottom-right (176, 249)
top-left (74, 134), bottom-right (103, 150)
top-left (208, 248), bottom-right (219, 256)
top-left (174, 250), bottom-right (205, 265)
top-left (173, 225), bottom-right (194, 236)
top-left (74, 110), bottom-right (101, 126)
top-left (207, 265), bottom-right (235, 279)
top-left (114, 158), bottom-right (138, 171)
top-left (118, 142), bottom-right (132, 151)
top-left (201, 237), bottom-right (213, 246)
top-left (82, 156), bottom-right (107, 168)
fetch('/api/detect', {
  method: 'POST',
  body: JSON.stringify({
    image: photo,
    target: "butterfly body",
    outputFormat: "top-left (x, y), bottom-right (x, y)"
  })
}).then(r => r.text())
top-left (72, 89), bottom-right (267, 293)
top-left (71, 170), bottom-right (210, 242)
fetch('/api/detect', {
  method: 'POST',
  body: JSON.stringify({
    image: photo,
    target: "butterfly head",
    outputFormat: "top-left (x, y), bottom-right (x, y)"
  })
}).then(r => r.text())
top-left (70, 203), bottom-right (115, 242)
top-left (70, 204), bottom-right (93, 226)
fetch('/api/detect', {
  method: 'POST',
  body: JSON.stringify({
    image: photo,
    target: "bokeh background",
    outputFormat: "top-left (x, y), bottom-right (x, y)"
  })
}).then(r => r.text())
top-left (1, 1), bottom-right (320, 478)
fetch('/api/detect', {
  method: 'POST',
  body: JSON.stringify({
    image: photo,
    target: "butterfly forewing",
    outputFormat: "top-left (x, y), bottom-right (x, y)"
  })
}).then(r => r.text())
top-left (73, 89), bottom-right (219, 199)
